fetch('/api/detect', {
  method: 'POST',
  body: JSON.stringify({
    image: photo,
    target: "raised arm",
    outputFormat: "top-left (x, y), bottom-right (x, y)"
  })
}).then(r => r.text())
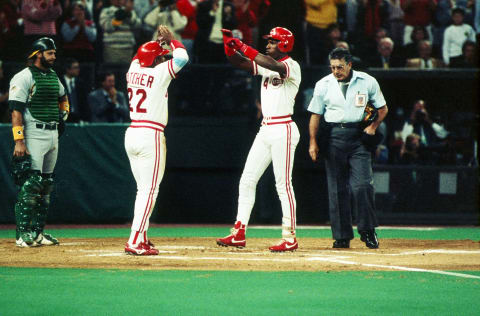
top-left (221, 29), bottom-right (286, 76)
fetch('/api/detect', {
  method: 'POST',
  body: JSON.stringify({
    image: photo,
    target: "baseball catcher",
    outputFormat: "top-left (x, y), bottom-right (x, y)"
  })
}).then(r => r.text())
top-left (9, 37), bottom-right (68, 247)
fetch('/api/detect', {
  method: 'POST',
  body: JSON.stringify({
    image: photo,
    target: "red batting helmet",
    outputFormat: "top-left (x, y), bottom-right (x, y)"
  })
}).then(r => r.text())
top-left (263, 27), bottom-right (294, 53)
top-left (136, 41), bottom-right (169, 67)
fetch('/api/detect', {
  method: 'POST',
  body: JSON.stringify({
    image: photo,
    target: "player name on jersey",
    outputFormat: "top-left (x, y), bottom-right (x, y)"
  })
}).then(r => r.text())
top-left (126, 72), bottom-right (154, 88)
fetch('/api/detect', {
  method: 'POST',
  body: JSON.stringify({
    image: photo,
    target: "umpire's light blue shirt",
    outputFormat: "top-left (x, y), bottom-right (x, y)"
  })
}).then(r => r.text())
top-left (307, 70), bottom-right (386, 123)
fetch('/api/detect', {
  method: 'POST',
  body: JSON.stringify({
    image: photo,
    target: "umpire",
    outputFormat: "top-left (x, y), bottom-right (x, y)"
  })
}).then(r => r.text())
top-left (307, 48), bottom-right (388, 249)
top-left (9, 37), bottom-right (69, 247)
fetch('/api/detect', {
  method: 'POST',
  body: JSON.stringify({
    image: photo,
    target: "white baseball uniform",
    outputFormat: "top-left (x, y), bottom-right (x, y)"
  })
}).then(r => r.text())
top-left (124, 41), bottom-right (188, 246)
top-left (236, 56), bottom-right (301, 239)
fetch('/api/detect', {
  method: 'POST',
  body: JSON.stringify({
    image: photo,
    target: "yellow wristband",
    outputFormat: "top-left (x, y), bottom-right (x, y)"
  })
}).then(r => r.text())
top-left (12, 126), bottom-right (24, 141)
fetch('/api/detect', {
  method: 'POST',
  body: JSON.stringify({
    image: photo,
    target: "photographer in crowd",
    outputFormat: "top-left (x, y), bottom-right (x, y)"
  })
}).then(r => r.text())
top-left (100, 0), bottom-right (141, 63)
top-left (399, 100), bottom-right (450, 164)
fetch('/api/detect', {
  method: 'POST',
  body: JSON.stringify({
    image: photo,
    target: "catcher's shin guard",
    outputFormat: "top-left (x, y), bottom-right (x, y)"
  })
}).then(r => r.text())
top-left (14, 172), bottom-right (43, 239)
top-left (32, 174), bottom-right (54, 236)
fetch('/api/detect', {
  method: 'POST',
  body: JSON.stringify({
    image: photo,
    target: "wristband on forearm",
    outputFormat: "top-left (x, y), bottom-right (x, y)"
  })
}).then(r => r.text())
top-left (12, 126), bottom-right (24, 141)
top-left (239, 44), bottom-right (258, 61)
top-left (170, 39), bottom-right (185, 50)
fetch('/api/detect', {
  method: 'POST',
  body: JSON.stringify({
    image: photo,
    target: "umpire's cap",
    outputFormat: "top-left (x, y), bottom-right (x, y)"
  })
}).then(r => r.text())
top-left (28, 37), bottom-right (57, 59)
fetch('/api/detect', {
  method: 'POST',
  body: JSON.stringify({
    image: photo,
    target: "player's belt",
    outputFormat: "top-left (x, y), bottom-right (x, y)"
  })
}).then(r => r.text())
top-left (130, 120), bottom-right (165, 132)
top-left (329, 122), bottom-right (361, 128)
top-left (35, 123), bottom-right (58, 130)
top-left (261, 115), bottom-right (293, 126)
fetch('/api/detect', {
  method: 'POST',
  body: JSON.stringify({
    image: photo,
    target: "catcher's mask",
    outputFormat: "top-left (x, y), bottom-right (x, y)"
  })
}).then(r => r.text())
top-left (136, 41), bottom-right (170, 67)
top-left (11, 154), bottom-right (32, 186)
top-left (29, 37), bottom-right (57, 59)
top-left (262, 27), bottom-right (294, 53)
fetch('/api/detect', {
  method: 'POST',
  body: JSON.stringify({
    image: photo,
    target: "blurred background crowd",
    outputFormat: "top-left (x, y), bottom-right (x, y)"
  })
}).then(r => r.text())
top-left (0, 0), bottom-right (479, 166)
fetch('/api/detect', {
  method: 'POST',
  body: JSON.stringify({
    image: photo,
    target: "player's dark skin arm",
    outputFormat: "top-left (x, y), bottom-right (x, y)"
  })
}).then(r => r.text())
top-left (12, 110), bottom-right (28, 157)
top-left (227, 44), bottom-right (287, 77)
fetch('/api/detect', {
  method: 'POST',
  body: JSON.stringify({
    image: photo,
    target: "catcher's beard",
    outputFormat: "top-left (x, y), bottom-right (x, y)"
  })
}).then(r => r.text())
top-left (40, 55), bottom-right (54, 69)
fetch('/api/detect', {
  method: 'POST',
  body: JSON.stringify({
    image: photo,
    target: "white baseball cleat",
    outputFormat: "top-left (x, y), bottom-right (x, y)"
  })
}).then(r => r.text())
top-left (34, 232), bottom-right (60, 246)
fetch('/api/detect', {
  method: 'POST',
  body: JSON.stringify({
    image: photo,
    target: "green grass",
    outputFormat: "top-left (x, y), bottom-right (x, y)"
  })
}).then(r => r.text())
top-left (0, 268), bottom-right (479, 316)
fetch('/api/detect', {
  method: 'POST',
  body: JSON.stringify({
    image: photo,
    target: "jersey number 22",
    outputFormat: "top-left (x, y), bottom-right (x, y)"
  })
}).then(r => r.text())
top-left (127, 88), bottom-right (147, 113)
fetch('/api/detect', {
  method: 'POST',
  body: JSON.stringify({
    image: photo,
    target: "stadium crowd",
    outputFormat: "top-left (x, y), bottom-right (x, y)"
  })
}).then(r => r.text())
top-left (0, 0), bottom-right (478, 166)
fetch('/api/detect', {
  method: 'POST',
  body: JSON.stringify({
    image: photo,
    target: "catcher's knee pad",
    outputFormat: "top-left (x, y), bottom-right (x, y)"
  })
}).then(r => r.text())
top-left (21, 172), bottom-right (44, 194)
top-left (18, 172), bottom-right (43, 207)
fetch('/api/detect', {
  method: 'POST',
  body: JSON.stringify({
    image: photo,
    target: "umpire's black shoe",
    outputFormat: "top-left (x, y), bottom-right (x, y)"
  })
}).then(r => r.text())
top-left (360, 230), bottom-right (379, 249)
top-left (333, 239), bottom-right (350, 248)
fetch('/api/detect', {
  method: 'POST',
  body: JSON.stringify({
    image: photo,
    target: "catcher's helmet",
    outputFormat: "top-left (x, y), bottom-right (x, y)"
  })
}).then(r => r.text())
top-left (136, 41), bottom-right (170, 67)
top-left (28, 37), bottom-right (56, 59)
top-left (263, 27), bottom-right (294, 53)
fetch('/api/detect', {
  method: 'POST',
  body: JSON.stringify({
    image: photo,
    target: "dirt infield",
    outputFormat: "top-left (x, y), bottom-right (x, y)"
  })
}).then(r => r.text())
top-left (1, 237), bottom-right (480, 272)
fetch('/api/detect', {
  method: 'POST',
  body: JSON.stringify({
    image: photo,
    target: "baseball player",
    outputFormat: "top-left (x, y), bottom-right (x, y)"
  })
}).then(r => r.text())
top-left (216, 27), bottom-right (301, 252)
top-left (9, 37), bottom-right (69, 247)
top-left (124, 25), bottom-right (188, 256)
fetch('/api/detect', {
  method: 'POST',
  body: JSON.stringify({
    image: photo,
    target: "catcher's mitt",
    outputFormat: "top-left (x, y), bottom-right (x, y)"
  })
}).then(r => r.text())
top-left (11, 154), bottom-right (32, 186)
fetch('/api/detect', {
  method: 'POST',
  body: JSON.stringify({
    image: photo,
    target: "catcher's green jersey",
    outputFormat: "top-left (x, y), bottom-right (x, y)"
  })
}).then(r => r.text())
top-left (8, 66), bottom-right (66, 123)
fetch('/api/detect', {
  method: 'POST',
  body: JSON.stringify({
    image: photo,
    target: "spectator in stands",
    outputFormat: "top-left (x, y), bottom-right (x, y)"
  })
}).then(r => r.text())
top-left (144, 0), bottom-right (188, 41)
top-left (356, 0), bottom-right (391, 41)
top-left (449, 40), bottom-right (478, 68)
top-left (356, 26), bottom-right (388, 61)
top-left (401, 25), bottom-right (428, 60)
top-left (400, 0), bottom-right (436, 46)
top-left (88, 72), bottom-right (129, 122)
top-left (0, 0), bottom-right (23, 61)
top-left (233, 0), bottom-right (257, 46)
top-left (0, 60), bottom-right (9, 123)
top-left (21, 0), bottom-right (63, 53)
top-left (135, 0), bottom-right (157, 20)
top-left (314, 23), bottom-right (343, 64)
top-left (388, 0), bottom-right (405, 46)
top-left (60, 58), bottom-right (91, 122)
top-left (367, 37), bottom-right (404, 67)
top-left (304, 0), bottom-right (346, 65)
top-left (336, 40), bottom-right (366, 69)
top-left (406, 40), bottom-right (444, 68)
top-left (442, 7), bottom-right (476, 66)
top-left (176, 0), bottom-right (199, 58)
top-left (398, 132), bottom-right (422, 164)
top-left (399, 100), bottom-right (449, 163)
top-left (61, 1), bottom-right (97, 62)
top-left (246, 0), bottom-right (270, 48)
top-left (100, 0), bottom-right (141, 63)
top-left (195, 0), bottom-right (237, 63)
top-left (455, 0), bottom-right (475, 26)
top-left (432, 0), bottom-right (452, 56)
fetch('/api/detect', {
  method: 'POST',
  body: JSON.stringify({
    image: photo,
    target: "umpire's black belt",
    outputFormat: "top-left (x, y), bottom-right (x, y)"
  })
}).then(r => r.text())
top-left (328, 122), bottom-right (361, 129)
top-left (36, 123), bottom-right (58, 130)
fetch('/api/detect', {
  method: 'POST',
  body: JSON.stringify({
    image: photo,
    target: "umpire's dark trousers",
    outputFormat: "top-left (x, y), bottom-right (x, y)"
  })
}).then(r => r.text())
top-left (324, 126), bottom-right (378, 240)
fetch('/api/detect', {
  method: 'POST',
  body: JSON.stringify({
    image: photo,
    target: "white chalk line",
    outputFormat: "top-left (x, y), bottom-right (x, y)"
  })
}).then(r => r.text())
top-left (250, 226), bottom-right (442, 231)
top-left (80, 249), bottom-right (480, 279)
top-left (319, 249), bottom-right (480, 256)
